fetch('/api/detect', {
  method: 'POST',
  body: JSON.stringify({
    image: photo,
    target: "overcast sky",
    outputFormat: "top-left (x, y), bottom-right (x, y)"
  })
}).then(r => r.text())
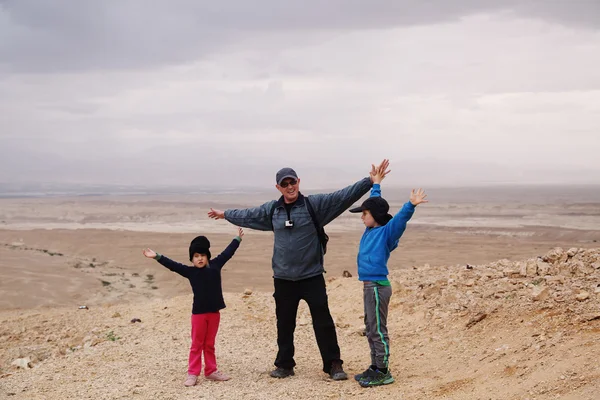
top-left (1, 0), bottom-right (599, 189)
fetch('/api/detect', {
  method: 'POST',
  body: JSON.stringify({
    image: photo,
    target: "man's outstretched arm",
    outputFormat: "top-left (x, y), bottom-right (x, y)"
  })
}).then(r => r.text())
top-left (208, 200), bottom-right (276, 231)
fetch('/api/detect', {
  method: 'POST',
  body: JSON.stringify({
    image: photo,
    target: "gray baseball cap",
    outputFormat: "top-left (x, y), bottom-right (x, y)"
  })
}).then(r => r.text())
top-left (276, 167), bottom-right (298, 185)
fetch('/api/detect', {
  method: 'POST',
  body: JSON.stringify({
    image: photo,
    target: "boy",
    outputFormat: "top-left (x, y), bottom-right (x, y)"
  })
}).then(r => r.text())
top-left (349, 163), bottom-right (427, 387)
top-left (142, 227), bottom-right (244, 386)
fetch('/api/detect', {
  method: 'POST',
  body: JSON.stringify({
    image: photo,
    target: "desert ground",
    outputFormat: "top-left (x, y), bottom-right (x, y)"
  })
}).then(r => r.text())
top-left (1, 187), bottom-right (599, 399)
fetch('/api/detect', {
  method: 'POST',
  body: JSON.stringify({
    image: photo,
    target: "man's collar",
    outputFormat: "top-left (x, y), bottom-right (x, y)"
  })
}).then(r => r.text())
top-left (275, 193), bottom-right (305, 208)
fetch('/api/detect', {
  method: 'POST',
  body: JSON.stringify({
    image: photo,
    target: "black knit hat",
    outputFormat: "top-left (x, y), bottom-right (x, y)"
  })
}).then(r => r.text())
top-left (349, 197), bottom-right (393, 226)
top-left (189, 236), bottom-right (211, 261)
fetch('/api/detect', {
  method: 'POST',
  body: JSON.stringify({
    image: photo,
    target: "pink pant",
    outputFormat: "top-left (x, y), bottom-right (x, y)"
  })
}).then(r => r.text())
top-left (189, 312), bottom-right (220, 376)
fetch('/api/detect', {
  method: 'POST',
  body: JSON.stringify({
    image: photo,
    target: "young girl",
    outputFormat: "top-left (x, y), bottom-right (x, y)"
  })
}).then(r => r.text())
top-left (142, 227), bottom-right (244, 387)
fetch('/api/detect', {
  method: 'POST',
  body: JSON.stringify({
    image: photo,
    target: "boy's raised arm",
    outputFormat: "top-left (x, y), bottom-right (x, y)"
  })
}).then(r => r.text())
top-left (368, 159), bottom-right (390, 199)
top-left (385, 188), bottom-right (428, 246)
top-left (385, 202), bottom-right (415, 245)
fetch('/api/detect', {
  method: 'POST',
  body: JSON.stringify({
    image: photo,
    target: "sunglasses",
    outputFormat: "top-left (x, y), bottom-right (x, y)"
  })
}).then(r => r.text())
top-left (280, 179), bottom-right (298, 188)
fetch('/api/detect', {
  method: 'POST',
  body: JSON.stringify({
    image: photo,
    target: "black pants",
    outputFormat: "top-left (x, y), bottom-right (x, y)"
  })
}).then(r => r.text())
top-left (273, 274), bottom-right (342, 373)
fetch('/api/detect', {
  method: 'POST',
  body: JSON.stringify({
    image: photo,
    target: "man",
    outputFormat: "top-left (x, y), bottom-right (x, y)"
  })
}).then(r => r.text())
top-left (207, 159), bottom-right (388, 380)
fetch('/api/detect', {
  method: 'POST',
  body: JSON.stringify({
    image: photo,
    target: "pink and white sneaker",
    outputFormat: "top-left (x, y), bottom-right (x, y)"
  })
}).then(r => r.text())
top-left (183, 374), bottom-right (198, 387)
top-left (206, 370), bottom-right (231, 381)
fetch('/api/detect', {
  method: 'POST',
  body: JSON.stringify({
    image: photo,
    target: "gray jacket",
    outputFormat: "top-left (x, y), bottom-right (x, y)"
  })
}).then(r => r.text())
top-left (224, 177), bottom-right (372, 281)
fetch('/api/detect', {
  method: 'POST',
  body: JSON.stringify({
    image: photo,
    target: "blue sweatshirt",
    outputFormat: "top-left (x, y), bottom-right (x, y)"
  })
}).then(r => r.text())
top-left (356, 184), bottom-right (415, 281)
top-left (155, 238), bottom-right (240, 314)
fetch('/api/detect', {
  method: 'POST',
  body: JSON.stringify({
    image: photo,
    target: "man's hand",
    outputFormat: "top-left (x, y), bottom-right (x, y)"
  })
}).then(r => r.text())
top-left (238, 227), bottom-right (244, 238)
top-left (409, 188), bottom-right (428, 206)
top-left (370, 159), bottom-right (391, 184)
top-left (208, 208), bottom-right (225, 219)
top-left (142, 248), bottom-right (157, 259)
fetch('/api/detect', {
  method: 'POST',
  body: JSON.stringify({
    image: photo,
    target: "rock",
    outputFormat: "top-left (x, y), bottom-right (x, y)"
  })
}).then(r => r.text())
top-left (573, 260), bottom-right (596, 275)
top-left (575, 291), bottom-right (590, 302)
top-left (543, 247), bottom-right (567, 264)
top-left (545, 276), bottom-right (563, 285)
top-left (243, 289), bottom-right (252, 295)
top-left (435, 278), bottom-right (448, 286)
top-left (11, 357), bottom-right (32, 369)
top-left (560, 260), bottom-right (593, 276)
top-left (130, 318), bottom-right (142, 323)
top-left (580, 313), bottom-right (600, 322)
top-left (532, 286), bottom-right (550, 302)
top-left (439, 293), bottom-right (458, 306)
top-left (466, 312), bottom-right (487, 328)
top-left (520, 260), bottom-right (538, 277)
top-left (422, 285), bottom-right (441, 299)
top-left (595, 286), bottom-right (600, 294)
top-left (497, 259), bottom-right (513, 268)
top-left (503, 268), bottom-right (520, 278)
top-left (495, 344), bottom-right (509, 352)
top-left (342, 270), bottom-right (352, 278)
top-left (566, 248), bottom-right (579, 257)
top-left (84, 339), bottom-right (101, 349)
top-left (518, 262), bottom-right (528, 277)
top-left (112, 312), bottom-right (121, 318)
top-left (536, 260), bottom-right (552, 276)
top-left (464, 279), bottom-right (475, 287)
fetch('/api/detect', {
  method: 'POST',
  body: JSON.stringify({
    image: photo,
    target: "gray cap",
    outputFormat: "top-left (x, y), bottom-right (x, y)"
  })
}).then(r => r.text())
top-left (276, 167), bottom-right (298, 185)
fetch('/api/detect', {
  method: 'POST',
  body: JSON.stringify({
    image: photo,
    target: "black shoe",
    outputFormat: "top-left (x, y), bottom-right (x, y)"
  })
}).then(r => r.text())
top-left (354, 366), bottom-right (376, 382)
top-left (270, 367), bottom-right (294, 378)
top-left (358, 368), bottom-right (394, 387)
top-left (329, 360), bottom-right (348, 380)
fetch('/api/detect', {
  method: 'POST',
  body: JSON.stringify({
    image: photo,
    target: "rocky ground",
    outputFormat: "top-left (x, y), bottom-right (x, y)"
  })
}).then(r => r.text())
top-left (1, 247), bottom-right (599, 400)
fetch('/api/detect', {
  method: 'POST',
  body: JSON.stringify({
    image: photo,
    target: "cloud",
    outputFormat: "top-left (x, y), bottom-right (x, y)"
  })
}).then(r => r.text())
top-left (1, 2), bottom-right (599, 188)
top-left (1, 1), bottom-right (599, 73)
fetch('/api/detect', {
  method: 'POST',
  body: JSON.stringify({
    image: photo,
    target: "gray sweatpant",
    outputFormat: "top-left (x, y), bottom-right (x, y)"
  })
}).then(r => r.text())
top-left (363, 281), bottom-right (392, 369)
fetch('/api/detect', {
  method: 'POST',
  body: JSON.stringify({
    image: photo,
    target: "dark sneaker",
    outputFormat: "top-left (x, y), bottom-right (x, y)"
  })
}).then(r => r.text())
top-left (359, 369), bottom-right (394, 387)
top-left (270, 367), bottom-right (294, 378)
top-left (329, 360), bottom-right (348, 381)
top-left (354, 366), bottom-right (376, 382)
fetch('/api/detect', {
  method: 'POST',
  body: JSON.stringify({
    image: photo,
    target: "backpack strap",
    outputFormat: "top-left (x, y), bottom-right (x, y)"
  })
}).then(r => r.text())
top-left (269, 202), bottom-right (277, 231)
top-left (305, 197), bottom-right (329, 254)
top-left (304, 197), bottom-right (321, 236)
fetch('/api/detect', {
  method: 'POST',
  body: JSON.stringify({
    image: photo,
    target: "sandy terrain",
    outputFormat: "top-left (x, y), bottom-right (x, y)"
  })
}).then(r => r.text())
top-left (1, 246), bottom-right (600, 400)
top-left (0, 225), bottom-right (597, 310)
top-left (1, 191), bottom-right (599, 399)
